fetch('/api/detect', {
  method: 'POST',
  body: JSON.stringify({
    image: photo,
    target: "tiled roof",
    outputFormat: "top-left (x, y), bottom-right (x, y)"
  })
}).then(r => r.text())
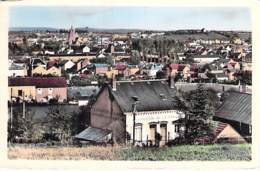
top-left (215, 92), bottom-right (251, 125)
top-left (8, 77), bottom-right (67, 88)
top-left (109, 79), bottom-right (177, 112)
top-left (74, 126), bottom-right (112, 142)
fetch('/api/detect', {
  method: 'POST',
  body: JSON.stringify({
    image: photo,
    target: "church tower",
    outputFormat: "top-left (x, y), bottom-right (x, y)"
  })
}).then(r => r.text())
top-left (68, 25), bottom-right (76, 46)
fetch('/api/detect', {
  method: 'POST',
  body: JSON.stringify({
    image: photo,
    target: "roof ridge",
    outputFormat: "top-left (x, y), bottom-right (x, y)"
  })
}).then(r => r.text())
top-left (116, 79), bottom-right (167, 83)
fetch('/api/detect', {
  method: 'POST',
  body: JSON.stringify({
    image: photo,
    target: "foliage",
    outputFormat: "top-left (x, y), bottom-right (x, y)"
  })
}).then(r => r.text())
top-left (130, 50), bottom-right (141, 65)
top-left (176, 84), bottom-right (218, 144)
top-left (70, 75), bottom-right (98, 86)
top-left (46, 105), bottom-right (75, 141)
top-left (131, 38), bottom-right (184, 57)
top-left (8, 104), bottom-right (42, 142)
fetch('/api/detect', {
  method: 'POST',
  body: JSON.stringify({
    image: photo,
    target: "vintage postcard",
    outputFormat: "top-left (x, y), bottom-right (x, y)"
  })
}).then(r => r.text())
top-left (0, 0), bottom-right (259, 170)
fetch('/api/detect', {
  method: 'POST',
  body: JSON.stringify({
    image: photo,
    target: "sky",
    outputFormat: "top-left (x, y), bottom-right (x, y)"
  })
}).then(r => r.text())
top-left (9, 6), bottom-right (251, 31)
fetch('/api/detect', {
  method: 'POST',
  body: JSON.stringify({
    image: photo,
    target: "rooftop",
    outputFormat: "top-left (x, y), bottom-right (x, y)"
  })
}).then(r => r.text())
top-left (8, 77), bottom-right (67, 88)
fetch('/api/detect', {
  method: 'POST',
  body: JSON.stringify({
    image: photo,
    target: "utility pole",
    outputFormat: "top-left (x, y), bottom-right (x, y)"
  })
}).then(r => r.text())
top-left (132, 104), bottom-right (136, 145)
top-left (10, 88), bottom-right (13, 130)
top-left (132, 96), bottom-right (139, 146)
top-left (22, 91), bottom-right (26, 119)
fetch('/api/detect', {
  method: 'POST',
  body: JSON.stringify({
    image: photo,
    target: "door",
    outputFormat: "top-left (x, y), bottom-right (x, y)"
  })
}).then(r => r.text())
top-left (149, 124), bottom-right (156, 145)
top-left (160, 124), bottom-right (167, 146)
top-left (135, 124), bottom-right (142, 142)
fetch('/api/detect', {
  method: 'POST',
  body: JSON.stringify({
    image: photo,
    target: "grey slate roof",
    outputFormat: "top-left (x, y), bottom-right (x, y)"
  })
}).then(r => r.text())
top-left (109, 79), bottom-right (177, 113)
top-left (67, 86), bottom-right (99, 99)
top-left (74, 126), bottom-right (112, 142)
top-left (9, 63), bottom-right (25, 70)
top-left (215, 92), bottom-right (251, 125)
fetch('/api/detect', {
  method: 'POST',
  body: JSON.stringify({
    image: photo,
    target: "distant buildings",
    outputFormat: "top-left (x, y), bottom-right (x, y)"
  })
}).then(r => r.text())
top-left (9, 77), bottom-right (67, 103)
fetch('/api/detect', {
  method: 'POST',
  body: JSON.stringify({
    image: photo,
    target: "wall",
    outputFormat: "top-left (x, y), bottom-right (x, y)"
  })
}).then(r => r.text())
top-left (8, 69), bottom-right (27, 77)
top-left (90, 87), bottom-right (126, 143)
top-left (35, 87), bottom-right (67, 103)
top-left (9, 86), bottom-right (36, 101)
top-left (125, 110), bottom-right (184, 145)
top-left (48, 55), bottom-right (95, 62)
top-left (216, 124), bottom-right (245, 141)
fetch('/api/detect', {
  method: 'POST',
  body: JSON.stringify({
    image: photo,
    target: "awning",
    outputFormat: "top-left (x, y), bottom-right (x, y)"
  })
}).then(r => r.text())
top-left (74, 126), bottom-right (112, 143)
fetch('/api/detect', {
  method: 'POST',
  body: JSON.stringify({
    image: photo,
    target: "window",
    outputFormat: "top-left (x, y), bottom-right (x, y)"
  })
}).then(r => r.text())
top-left (48, 88), bottom-right (53, 94)
top-left (37, 88), bottom-right (42, 94)
top-left (149, 124), bottom-right (156, 142)
top-left (175, 124), bottom-right (180, 133)
top-left (160, 124), bottom-right (167, 145)
top-left (135, 124), bottom-right (142, 142)
top-left (18, 90), bottom-right (23, 96)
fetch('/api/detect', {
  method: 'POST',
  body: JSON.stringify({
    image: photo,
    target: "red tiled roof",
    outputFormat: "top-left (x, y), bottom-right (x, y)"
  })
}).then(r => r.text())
top-left (169, 64), bottom-right (179, 70)
top-left (115, 64), bottom-right (127, 71)
top-left (8, 77), bottom-right (67, 88)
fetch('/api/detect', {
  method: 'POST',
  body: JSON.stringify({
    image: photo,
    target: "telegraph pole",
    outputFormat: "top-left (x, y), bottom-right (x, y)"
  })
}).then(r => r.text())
top-left (10, 88), bottom-right (13, 130)
top-left (22, 91), bottom-right (26, 119)
top-left (132, 103), bottom-right (136, 145)
top-left (132, 96), bottom-right (139, 146)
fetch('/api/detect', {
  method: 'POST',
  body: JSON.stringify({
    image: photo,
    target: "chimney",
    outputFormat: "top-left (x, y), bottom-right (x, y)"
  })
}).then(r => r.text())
top-left (169, 75), bottom-right (175, 89)
top-left (112, 74), bottom-right (116, 91)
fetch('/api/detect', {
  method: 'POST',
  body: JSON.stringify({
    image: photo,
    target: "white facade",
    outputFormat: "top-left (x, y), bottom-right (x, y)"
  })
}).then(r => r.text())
top-left (125, 110), bottom-right (184, 146)
top-left (194, 57), bottom-right (220, 64)
top-left (78, 99), bottom-right (89, 106)
top-left (8, 69), bottom-right (27, 77)
top-left (64, 60), bottom-right (75, 70)
top-left (83, 46), bottom-right (90, 53)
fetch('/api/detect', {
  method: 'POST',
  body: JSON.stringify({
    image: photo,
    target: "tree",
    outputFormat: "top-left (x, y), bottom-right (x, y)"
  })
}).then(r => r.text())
top-left (8, 104), bottom-right (38, 142)
top-left (130, 50), bottom-right (141, 65)
top-left (47, 105), bottom-right (74, 142)
top-left (176, 84), bottom-right (217, 144)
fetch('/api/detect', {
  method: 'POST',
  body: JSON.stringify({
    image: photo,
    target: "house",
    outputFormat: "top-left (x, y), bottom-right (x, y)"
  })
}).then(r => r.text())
top-left (31, 58), bottom-right (46, 69)
top-left (211, 121), bottom-right (247, 143)
top-left (75, 78), bottom-right (185, 145)
top-left (215, 73), bottom-right (228, 82)
top-left (8, 63), bottom-right (27, 77)
top-left (76, 59), bottom-right (90, 71)
top-left (93, 63), bottom-right (109, 75)
top-left (67, 85), bottom-right (99, 103)
top-left (9, 77), bottom-right (67, 103)
top-left (97, 53), bottom-right (106, 58)
top-left (167, 64), bottom-right (190, 79)
top-left (142, 63), bottom-right (162, 78)
top-left (32, 65), bottom-right (62, 76)
top-left (195, 121), bottom-right (247, 144)
top-left (227, 59), bottom-right (240, 70)
top-left (193, 55), bottom-right (220, 64)
top-left (214, 92), bottom-right (251, 142)
top-left (60, 60), bottom-right (75, 71)
top-left (48, 53), bottom-right (96, 62)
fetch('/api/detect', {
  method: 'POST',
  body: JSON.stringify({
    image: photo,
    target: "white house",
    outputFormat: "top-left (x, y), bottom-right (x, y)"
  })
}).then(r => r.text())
top-left (193, 55), bottom-right (220, 64)
top-left (142, 63), bottom-right (162, 78)
top-left (8, 63), bottom-right (27, 77)
top-left (75, 78), bottom-right (185, 146)
top-left (82, 45), bottom-right (90, 53)
top-left (63, 60), bottom-right (75, 71)
top-left (125, 109), bottom-right (184, 146)
top-left (97, 53), bottom-right (106, 58)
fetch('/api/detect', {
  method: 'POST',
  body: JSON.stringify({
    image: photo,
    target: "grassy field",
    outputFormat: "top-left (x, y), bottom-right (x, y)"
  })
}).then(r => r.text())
top-left (8, 144), bottom-right (251, 161)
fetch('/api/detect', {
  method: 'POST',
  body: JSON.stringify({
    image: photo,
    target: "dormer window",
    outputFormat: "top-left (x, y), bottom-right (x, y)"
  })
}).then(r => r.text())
top-left (159, 93), bottom-right (167, 100)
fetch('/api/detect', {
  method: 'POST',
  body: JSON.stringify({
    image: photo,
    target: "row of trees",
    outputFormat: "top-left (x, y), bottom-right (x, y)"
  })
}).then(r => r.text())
top-left (131, 38), bottom-right (184, 59)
